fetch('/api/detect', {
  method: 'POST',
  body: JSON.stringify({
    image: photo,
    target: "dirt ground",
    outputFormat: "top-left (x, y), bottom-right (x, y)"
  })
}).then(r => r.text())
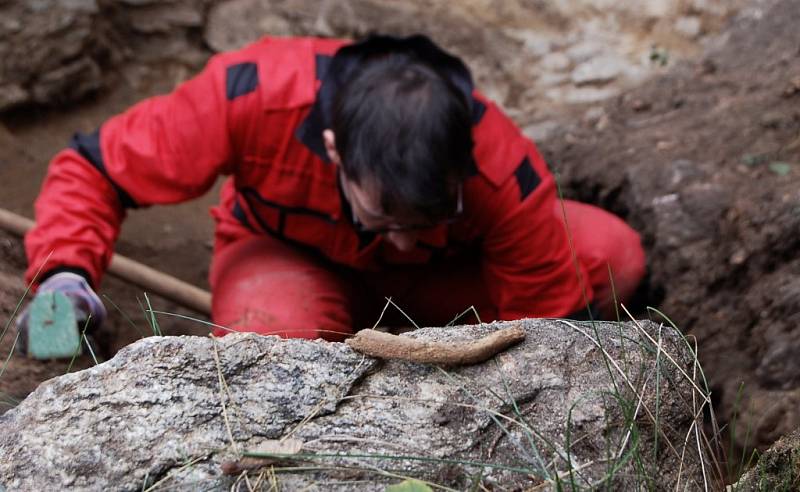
top-left (0, 60), bottom-right (217, 404)
top-left (544, 0), bottom-right (800, 451)
top-left (0, 0), bottom-right (797, 466)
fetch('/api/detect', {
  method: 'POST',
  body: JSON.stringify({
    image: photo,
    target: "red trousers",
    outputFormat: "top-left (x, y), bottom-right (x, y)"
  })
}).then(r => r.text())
top-left (209, 200), bottom-right (645, 340)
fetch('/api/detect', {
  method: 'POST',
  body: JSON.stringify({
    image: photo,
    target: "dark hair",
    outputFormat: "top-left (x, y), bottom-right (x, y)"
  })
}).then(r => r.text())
top-left (331, 48), bottom-right (474, 221)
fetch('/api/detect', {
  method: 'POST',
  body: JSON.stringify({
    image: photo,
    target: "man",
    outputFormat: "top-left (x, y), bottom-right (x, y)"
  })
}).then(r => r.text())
top-left (17, 34), bottom-right (645, 352)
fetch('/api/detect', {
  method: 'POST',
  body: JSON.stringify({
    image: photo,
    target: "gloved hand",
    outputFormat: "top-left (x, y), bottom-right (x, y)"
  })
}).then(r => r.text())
top-left (14, 272), bottom-right (107, 357)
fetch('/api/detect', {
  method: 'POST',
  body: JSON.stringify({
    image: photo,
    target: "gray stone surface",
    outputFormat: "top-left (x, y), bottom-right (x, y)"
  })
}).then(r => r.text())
top-left (538, 52), bottom-right (571, 73)
top-left (571, 55), bottom-right (629, 86)
top-left (0, 0), bottom-right (750, 117)
top-left (0, 319), bottom-right (710, 490)
top-left (675, 16), bottom-right (703, 39)
top-left (0, 0), bottom-right (212, 111)
top-left (203, 0), bottom-right (749, 126)
top-left (733, 427), bottom-right (800, 490)
top-left (545, 86), bottom-right (620, 105)
top-left (523, 120), bottom-right (562, 143)
top-left (0, 1), bottom-right (98, 110)
top-left (0, 333), bottom-right (372, 490)
top-left (203, 0), bottom-right (525, 119)
top-left (565, 41), bottom-right (604, 65)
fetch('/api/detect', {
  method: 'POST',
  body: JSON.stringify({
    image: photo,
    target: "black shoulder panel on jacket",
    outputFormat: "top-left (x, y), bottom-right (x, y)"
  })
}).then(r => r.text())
top-left (514, 156), bottom-right (541, 201)
top-left (226, 62), bottom-right (259, 100)
top-left (69, 130), bottom-right (138, 209)
top-left (315, 54), bottom-right (333, 80)
top-left (471, 99), bottom-right (486, 125)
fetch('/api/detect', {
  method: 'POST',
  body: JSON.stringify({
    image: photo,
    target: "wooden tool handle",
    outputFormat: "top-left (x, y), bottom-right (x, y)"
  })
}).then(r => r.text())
top-left (0, 208), bottom-right (212, 315)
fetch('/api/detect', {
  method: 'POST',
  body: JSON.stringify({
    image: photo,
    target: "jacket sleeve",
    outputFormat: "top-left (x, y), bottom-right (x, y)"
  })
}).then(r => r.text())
top-left (469, 110), bottom-right (592, 319)
top-left (25, 53), bottom-right (237, 288)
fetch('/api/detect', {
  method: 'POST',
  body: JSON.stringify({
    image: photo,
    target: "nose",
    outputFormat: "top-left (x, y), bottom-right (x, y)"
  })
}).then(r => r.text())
top-left (384, 231), bottom-right (418, 252)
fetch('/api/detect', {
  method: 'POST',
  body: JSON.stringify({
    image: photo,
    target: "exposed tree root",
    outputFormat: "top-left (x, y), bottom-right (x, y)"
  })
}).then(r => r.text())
top-left (345, 325), bottom-right (526, 366)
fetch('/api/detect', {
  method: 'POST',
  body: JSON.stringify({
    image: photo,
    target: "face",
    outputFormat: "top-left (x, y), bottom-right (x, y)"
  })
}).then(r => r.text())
top-left (323, 129), bottom-right (460, 253)
top-left (338, 171), bottom-right (426, 252)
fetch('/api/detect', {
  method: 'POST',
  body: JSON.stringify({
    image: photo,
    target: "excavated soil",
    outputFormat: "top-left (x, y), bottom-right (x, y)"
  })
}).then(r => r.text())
top-left (0, 0), bottom-right (798, 470)
top-left (543, 0), bottom-right (800, 451)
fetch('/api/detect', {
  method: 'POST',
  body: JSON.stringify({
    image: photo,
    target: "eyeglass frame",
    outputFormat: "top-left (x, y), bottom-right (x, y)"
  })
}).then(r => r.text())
top-left (343, 177), bottom-right (464, 234)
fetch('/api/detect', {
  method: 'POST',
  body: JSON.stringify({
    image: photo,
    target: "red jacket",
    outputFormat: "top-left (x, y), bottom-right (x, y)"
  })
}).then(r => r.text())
top-left (25, 36), bottom-right (592, 319)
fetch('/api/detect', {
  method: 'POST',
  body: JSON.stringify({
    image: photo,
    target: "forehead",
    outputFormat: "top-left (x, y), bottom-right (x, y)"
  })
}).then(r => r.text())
top-left (346, 177), bottom-right (385, 217)
top-left (344, 174), bottom-right (429, 224)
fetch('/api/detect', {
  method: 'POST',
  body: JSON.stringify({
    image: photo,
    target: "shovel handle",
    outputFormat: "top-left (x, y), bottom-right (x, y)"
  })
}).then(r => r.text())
top-left (0, 208), bottom-right (212, 316)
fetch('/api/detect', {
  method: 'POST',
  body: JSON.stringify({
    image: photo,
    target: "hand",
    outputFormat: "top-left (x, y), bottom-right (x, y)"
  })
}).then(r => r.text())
top-left (14, 272), bottom-right (107, 357)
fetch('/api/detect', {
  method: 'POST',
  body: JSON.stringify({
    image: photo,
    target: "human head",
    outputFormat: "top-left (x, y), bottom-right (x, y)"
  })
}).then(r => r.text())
top-left (323, 35), bottom-right (475, 249)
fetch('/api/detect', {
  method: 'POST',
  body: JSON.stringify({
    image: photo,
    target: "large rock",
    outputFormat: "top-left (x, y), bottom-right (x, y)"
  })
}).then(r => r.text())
top-left (0, 319), bottom-right (710, 490)
top-left (0, 0), bottom-right (213, 111)
top-left (734, 427), bottom-right (800, 490)
top-left (0, 0), bottom-right (102, 110)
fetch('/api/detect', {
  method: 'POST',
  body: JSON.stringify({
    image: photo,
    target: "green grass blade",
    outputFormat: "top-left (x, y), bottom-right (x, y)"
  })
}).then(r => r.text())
top-left (241, 450), bottom-right (536, 476)
top-left (489, 359), bottom-right (552, 480)
top-left (383, 297), bottom-right (420, 330)
top-left (142, 293), bottom-right (161, 336)
top-left (103, 294), bottom-right (146, 338)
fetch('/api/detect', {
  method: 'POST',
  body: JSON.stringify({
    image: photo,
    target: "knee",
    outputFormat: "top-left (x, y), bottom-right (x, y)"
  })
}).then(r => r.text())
top-left (613, 227), bottom-right (646, 300)
top-left (210, 236), bottom-right (353, 341)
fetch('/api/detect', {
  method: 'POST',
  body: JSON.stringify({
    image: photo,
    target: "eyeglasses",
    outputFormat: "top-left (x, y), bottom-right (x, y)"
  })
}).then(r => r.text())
top-left (343, 176), bottom-right (463, 234)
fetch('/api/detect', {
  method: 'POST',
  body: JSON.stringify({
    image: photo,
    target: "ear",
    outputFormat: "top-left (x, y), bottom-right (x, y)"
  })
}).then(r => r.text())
top-left (322, 129), bottom-right (341, 166)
